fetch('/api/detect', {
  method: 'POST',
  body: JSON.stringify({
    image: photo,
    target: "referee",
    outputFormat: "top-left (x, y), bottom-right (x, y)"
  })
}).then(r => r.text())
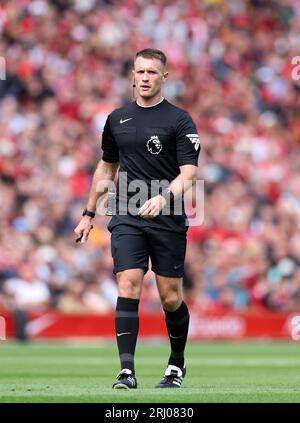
top-left (74, 49), bottom-right (200, 389)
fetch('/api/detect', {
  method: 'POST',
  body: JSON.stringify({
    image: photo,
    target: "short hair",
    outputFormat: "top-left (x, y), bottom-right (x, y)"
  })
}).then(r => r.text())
top-left (135, 48), bottom-right (167, 68)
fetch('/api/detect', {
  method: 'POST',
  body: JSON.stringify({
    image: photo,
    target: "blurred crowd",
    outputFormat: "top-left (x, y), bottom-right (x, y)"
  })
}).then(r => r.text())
top-left (1, 0), bottom-right (300, 319)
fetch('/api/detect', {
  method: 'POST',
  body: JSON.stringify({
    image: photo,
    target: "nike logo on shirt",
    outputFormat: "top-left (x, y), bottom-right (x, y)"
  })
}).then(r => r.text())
top-left (120, 118), bottom-right (133, 124)
top-left (117, 332), bottom-right (131, 337)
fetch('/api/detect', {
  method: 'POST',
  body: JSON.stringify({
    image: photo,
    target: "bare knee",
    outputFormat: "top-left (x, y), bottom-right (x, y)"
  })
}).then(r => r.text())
top-left (118, 279), bottom-right (140, 298)
top-left (117, 270), bottom-right (143, 299)
top-left (161, 291), bottom-right (182, 311)
top-left (156, 276), bottom-right (183, 311)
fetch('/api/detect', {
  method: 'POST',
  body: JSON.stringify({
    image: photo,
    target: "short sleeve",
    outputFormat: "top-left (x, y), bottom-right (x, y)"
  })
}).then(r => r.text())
top-left (176, 111), bottom-right (200, 167)
top-left (101, 115), bottom-right (119, 163)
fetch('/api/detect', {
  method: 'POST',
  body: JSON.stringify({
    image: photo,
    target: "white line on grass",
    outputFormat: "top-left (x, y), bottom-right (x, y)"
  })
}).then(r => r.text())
top-left (1, 357), bottom-right (300, 366)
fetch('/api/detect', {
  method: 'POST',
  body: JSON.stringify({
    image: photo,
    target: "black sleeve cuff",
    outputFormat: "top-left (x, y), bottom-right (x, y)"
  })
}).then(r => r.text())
top-left (102, 155), bottom-right (119, 163)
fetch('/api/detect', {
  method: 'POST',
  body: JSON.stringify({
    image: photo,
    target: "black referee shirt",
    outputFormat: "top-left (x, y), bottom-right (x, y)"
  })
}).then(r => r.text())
top-left (101, 99), bottom-right (200, 232)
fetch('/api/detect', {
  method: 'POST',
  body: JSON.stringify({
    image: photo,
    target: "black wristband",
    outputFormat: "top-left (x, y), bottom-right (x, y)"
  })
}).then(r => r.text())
top-left (82, 208), bottom-right (95, 218)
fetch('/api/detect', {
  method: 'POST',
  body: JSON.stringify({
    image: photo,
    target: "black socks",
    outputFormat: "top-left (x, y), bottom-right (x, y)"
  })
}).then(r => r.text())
top-left (115, 297), bottom-right (189, 372)
top-left (164, 301), bottom-right (190, 369)
top-left (115, 296), bottom-right (139, 373)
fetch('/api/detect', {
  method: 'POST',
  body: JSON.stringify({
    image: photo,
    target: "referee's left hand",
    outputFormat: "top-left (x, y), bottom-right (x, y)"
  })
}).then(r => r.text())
top-left (138, 195), bottom-right (166, 219)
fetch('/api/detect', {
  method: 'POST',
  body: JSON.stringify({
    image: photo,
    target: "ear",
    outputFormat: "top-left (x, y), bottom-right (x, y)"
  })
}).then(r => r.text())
top-left (162, 71), bottom-right (168, 82)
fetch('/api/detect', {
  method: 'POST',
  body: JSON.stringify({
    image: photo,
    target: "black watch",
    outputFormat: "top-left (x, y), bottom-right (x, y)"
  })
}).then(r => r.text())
top-left (82, 208), bottom-right (95, 218)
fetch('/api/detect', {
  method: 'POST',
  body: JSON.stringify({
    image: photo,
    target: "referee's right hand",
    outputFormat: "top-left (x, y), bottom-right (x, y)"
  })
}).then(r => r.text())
top-left (74, 217), bottom-right (94, 243)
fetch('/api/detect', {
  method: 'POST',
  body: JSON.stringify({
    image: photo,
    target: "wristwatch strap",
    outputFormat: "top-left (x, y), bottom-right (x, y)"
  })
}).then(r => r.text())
top-left (82, 208), bottom-right (95, 218)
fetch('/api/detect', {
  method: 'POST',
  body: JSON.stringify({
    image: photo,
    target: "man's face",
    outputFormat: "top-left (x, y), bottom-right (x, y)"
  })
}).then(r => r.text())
top-left (20, 263), bottom-right (36, 282)
top-left (133, 56), bottom-right (168, 99)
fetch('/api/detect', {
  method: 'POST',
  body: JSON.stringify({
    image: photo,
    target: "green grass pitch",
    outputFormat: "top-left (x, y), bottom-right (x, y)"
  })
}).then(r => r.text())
top-left (0, 340), bottom-right (300, 403)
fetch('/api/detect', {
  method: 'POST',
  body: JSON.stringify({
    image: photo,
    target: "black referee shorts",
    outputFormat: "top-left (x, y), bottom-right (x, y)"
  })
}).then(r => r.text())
top-left (108, 217), bottom-right (186, 278)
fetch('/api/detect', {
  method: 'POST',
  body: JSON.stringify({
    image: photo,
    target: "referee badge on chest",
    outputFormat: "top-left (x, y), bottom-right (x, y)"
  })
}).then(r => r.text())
top-left (146, 135), bottom-right (162, 155)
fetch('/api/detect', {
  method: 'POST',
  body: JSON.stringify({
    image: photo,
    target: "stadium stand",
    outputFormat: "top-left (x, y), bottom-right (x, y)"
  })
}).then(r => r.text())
top-left (1, 0), bottom-right (300, 331)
